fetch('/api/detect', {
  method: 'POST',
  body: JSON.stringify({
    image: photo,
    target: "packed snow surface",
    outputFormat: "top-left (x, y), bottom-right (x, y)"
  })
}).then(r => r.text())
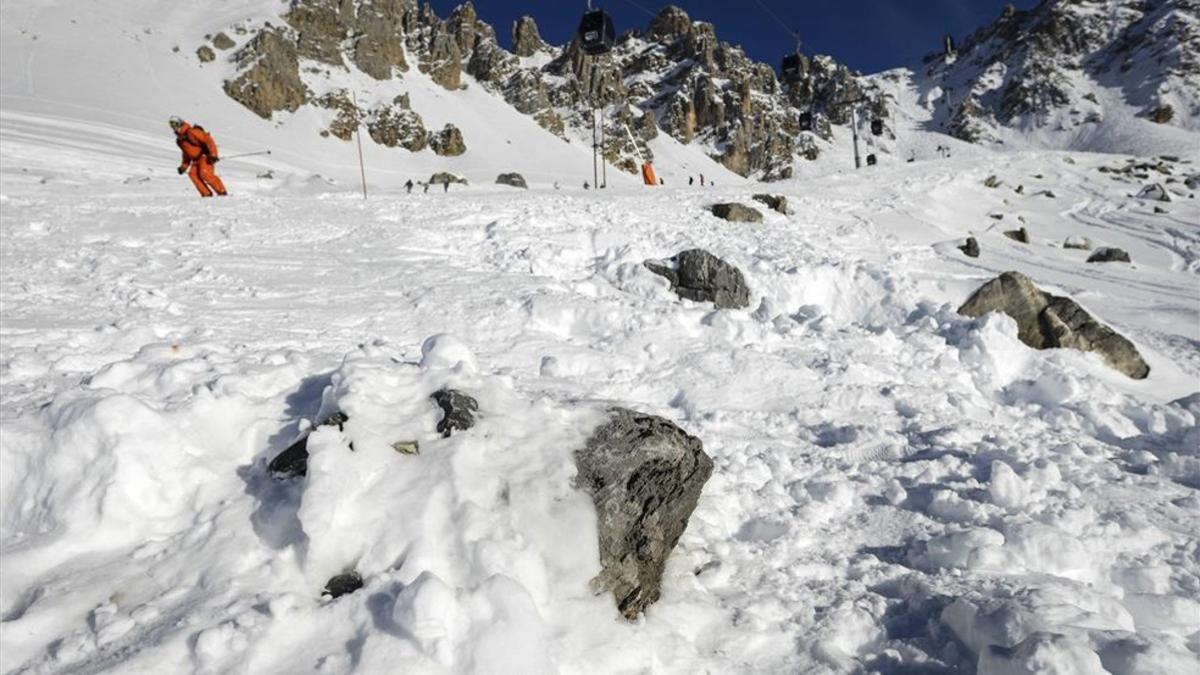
top-left (3, 0), bottom-right (1200, 672)
top-left (3, 111), bottom-right (1200, 674)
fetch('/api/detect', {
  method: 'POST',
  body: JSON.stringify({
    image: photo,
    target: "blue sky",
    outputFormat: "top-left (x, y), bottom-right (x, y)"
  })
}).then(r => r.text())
top-left (428, 1), bottom-right (1041, 74)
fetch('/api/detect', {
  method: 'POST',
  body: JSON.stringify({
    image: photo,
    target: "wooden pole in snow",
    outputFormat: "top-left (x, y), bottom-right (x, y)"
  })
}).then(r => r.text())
top-left (352, 90), bottom-right (368, 200)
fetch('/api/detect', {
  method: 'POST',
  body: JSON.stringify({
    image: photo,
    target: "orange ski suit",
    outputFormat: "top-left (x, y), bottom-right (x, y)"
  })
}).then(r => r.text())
top-left (176, 122), bottom-right (227, 197)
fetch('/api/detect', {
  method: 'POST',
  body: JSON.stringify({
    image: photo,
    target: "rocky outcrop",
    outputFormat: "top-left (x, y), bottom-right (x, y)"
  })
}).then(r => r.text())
top-left (495, 173), bottom-right (528, 189)
top-left (959, 236), bottom-right (980, 258)
top-left (428, 123), bottom-right (466, 156)
top-left (1086, 247), bottom-right (1131, 263)
top-left (314, 90), bottom-right (359, 140)
top-left (212, 32), bottom-right (236, 50)
top-left (197, 45), bottom-right (215, 63)
top-left (959, 271), bottom-right (1149, 379)
top-left (512, 16), bottom-right (547, 57)
top-left (645, 249), bottom-right (751, 310)
top-left (711, 203), bottom-right (763, 223)
top-left (367, 102), bottom-right (427, 151)
top-left (218, 2), bottom-right (884, 176)
top-left (430, 389), bottom-right (477, 437)
top-left (575, 408), bottom-right (713, 619)
top-left (223, 28), bottom-right (307, 119)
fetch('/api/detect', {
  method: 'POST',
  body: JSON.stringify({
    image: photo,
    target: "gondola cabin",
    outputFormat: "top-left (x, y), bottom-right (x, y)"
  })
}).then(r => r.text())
top-left (578, 9), bottom-right (616, 56)
top-left (871, 119), bottom-right (884, 136)
top-left (781, 53), bottom-right (804, 82)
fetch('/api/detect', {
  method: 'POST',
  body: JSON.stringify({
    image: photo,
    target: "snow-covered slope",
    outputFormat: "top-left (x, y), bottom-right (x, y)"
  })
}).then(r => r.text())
top-left (875, 0), bottom-right (1200, 156)
top-left (4, 1), bottom-right (1200, 674)
top-left (4, 99), bottom-right (1200, 672)
top-left (0, 0), bottom-right (746, 190)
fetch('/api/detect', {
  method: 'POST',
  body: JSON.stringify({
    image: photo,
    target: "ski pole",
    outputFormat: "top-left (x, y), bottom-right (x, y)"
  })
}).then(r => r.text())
top-left (221, 150), bottom-right (272, 160)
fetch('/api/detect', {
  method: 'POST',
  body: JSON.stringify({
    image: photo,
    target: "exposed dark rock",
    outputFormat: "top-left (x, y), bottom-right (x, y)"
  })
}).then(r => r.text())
top-left (959, 236), bottom-right (980, 258)
top-left (495, 172), bottom-right (528, 189)
top-left (959, 271), bottom-right (1149, 379)
top-left (428, 123), bottom-right (466, 156)
top-left (323, 571), bottom-right (363, 598)
top-left (1154, 206), bottom-right (1168, 214)
top-left (431, 389), bottom-right (478, 437)
top-left (644, 249), bottom-right (750, 309)
top-left (575, 408), bottom-right (713, 619)
top-left (751, 193), bottom-right (788, 214)
top-left (984, 175), bottom-right (1002, 188)
top-left (196, 45), bottom-right (216, 63)
top-left (1086, 247), bottom-right (1131, 263)
top-left (268, 412), bottom-right (350, 478)
top-left (212, 32), bottom-right (236, 50)
top-left (223, 28), bottom-right (307, 119)
top-left (711, 202), bottom-right (763, 223)
top-left (1004, 227), bottom-right (1030, 243)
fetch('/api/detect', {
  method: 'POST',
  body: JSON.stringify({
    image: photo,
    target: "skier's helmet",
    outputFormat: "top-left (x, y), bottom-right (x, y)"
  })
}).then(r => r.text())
top-left (168, 115), bottom-right (185, 130)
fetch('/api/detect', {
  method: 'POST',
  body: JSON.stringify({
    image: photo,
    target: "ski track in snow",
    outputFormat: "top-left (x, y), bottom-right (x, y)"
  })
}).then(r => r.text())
top-left (2, 133), bottom-right (1200, 673)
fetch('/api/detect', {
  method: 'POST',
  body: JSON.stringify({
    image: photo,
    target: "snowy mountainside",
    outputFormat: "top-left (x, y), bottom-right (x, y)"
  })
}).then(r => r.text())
top-left (877, 0), bottom-right (1200, 155)
top-left (0, 0), bottom-right (743, 189)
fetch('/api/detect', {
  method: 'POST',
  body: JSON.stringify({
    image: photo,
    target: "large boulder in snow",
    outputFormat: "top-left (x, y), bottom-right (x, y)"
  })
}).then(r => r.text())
top-left (645, 249), bottom-right (751, 309)
top-left (1086, 247), bottom-right (1131, 263)
top-left (711, 203), bottom-right (763, 223)
top-left (429, 172), bottom-right (468, 186)
top-left (960, 236), bottom-right (981, 258)
top-left (575, 408), bottom-right (713, 619)
top-left (495, 173), bottom-right (528, 189)
top-left (751, 193), bottom-right (789, 215)
top-left (1003, 227), bottom-right (1030, 244)
top-left (959, 271), bottom-right (1149, 379)
top-left (223, 29), bottom-right (307, 119)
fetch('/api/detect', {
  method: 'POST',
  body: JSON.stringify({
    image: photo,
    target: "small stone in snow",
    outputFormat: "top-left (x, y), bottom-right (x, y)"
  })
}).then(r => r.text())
top-left (323, 572), bottom-right (363, 599)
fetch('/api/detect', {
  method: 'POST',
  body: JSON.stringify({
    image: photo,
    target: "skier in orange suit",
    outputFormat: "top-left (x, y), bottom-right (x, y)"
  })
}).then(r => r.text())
top-left (170, 115), bottom-right (227, 197)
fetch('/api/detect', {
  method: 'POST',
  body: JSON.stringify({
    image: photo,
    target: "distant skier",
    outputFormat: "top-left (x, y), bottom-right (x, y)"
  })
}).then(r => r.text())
top-left (688, 176), bottom-right (694, 186)
top-left (443, 178), bottom-right (450, 193)
top-left (584, 181), bottom-right (590, 190)
top-left (170, 115), bottom-right (226, 197)
top-left (699, 174), bottom-right (705, 186)
top-left (405, 179), bottom-right (414, 194)
top-left (423, 182), bottom-right (430, 194)
top-left (659, 177), bottom-right (664, 186)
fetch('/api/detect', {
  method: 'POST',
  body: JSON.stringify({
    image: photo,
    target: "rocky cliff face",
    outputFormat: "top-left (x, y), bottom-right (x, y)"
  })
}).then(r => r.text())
top-left (212, 1), bottom-right (885, 179)
top-left (921, 0), bottom-right (1199, 143)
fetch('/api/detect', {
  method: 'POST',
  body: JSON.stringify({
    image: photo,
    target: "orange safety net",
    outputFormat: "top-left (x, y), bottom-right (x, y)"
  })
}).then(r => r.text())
top-left (641, 162), bottom-right (658, 186)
